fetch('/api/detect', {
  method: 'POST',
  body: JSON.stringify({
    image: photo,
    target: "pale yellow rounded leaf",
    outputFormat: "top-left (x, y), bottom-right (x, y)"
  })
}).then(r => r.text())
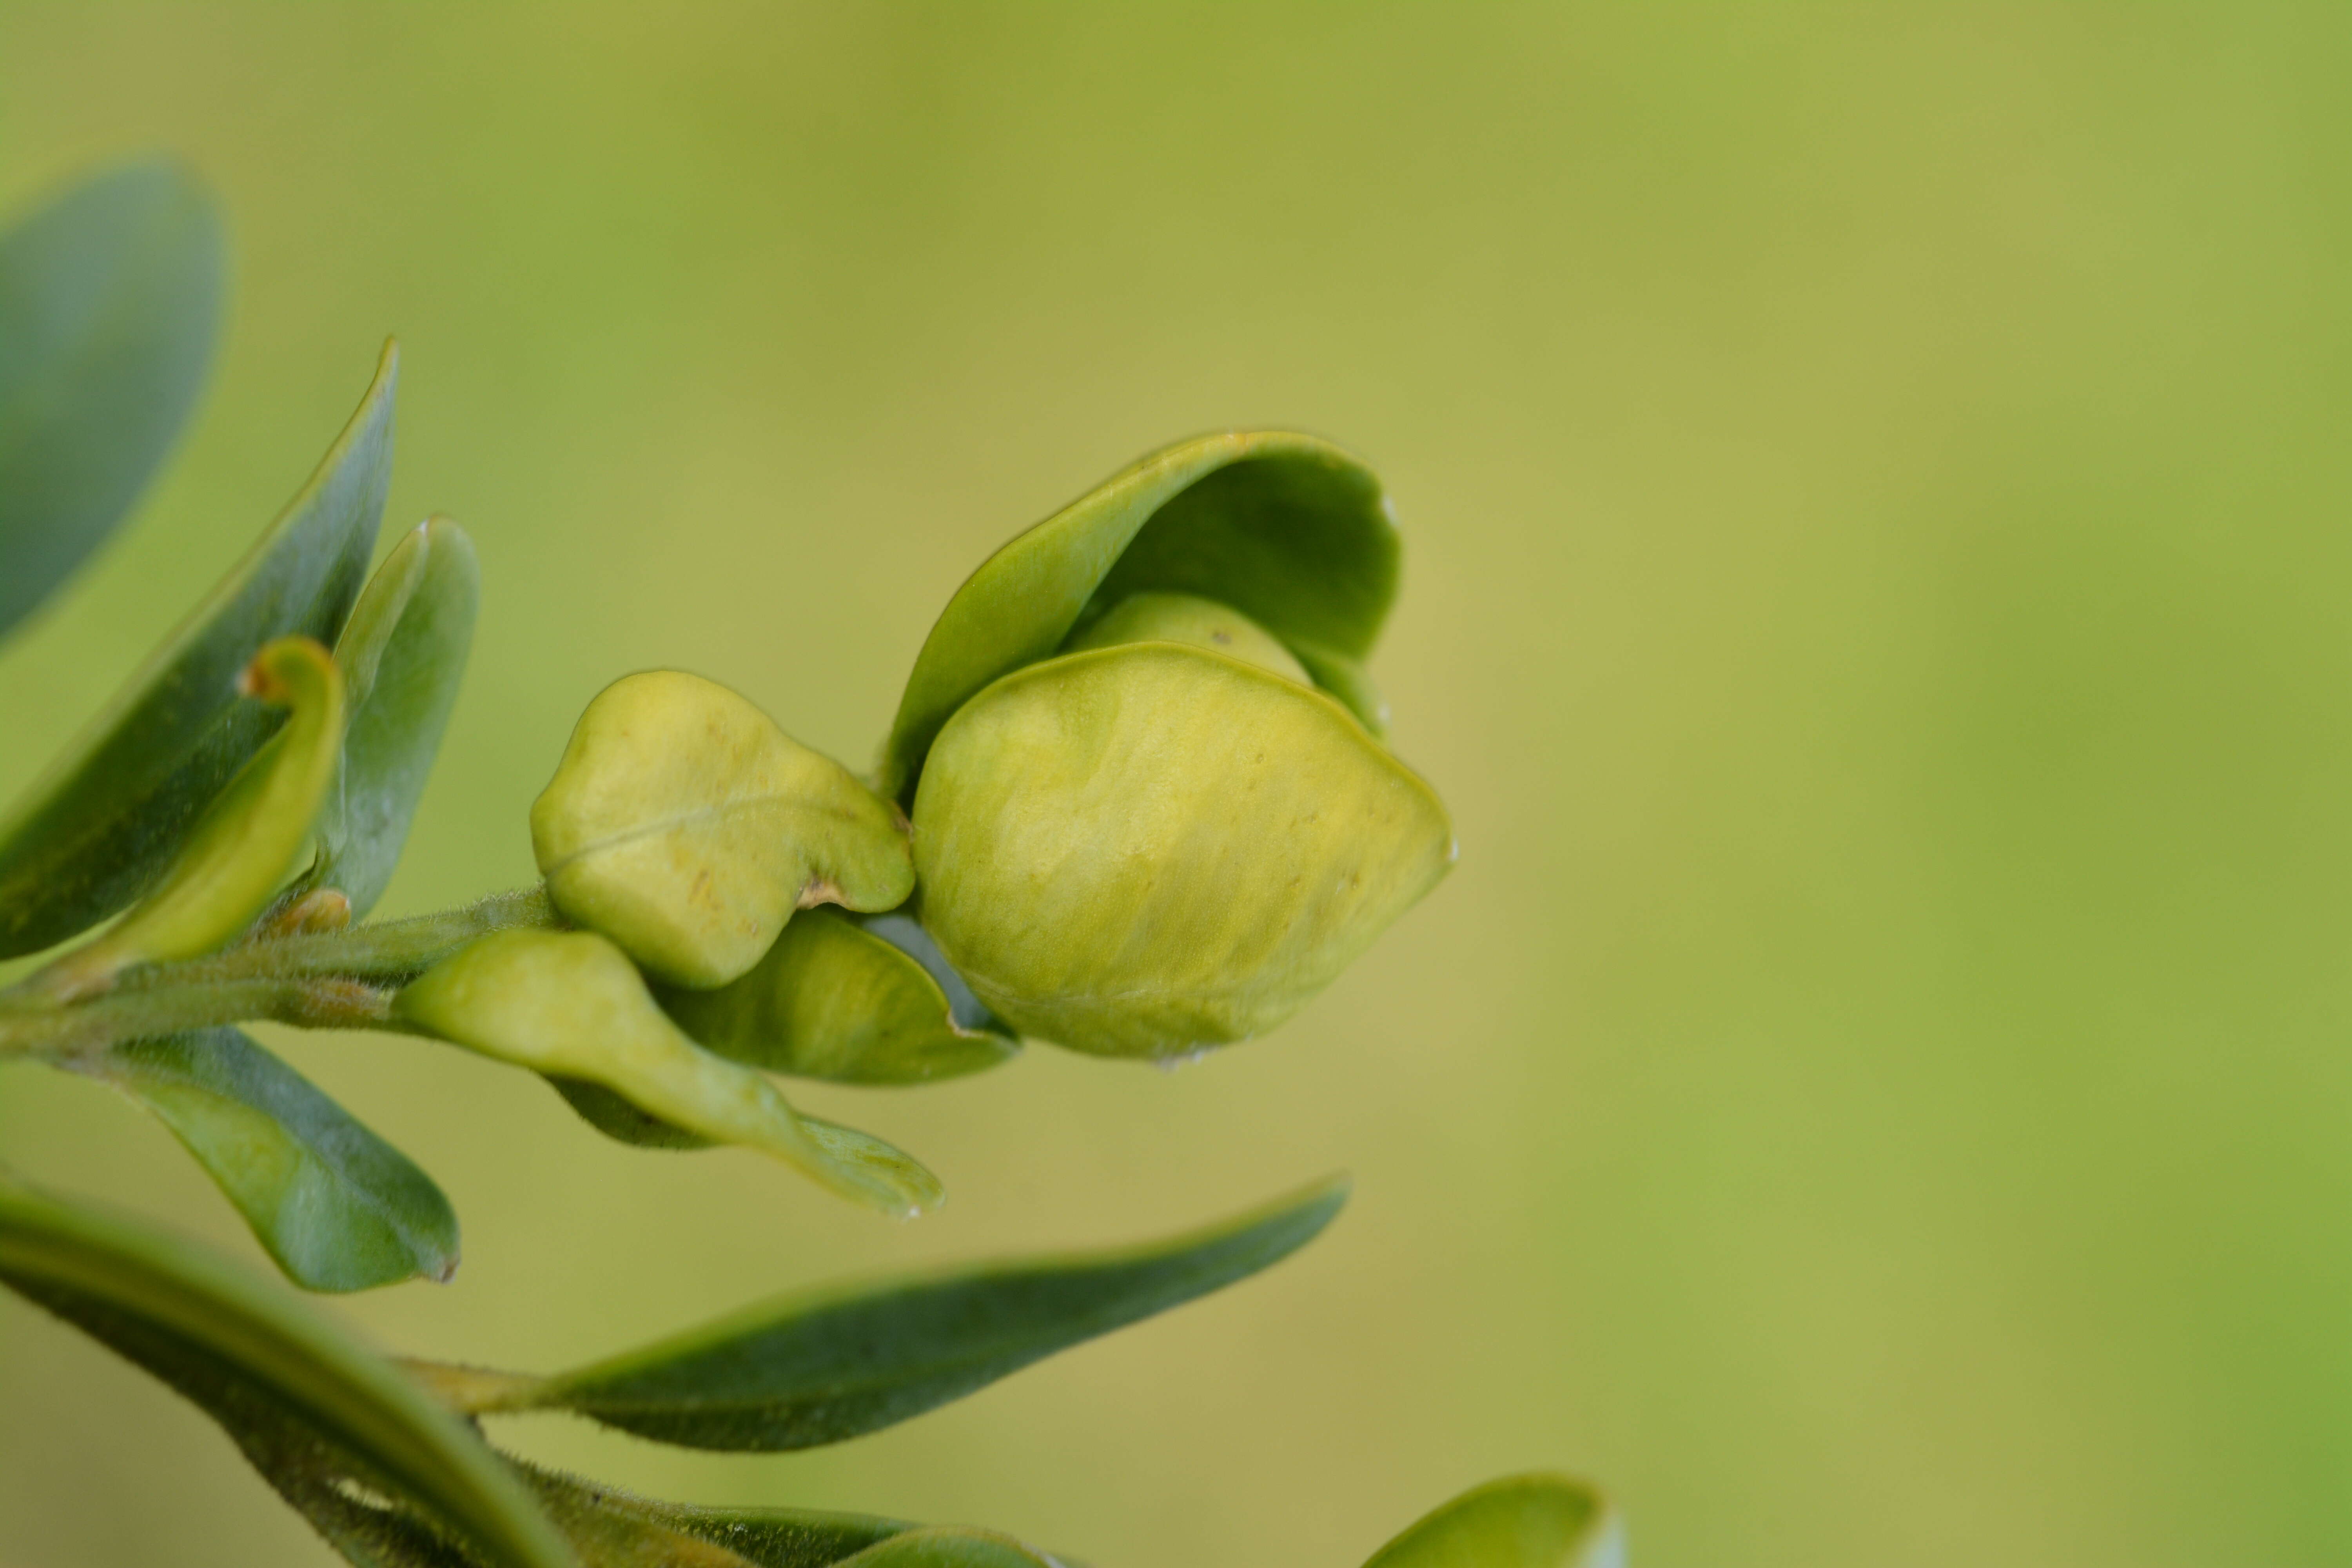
top-left (531, 671), bottom-right (913, 988)
top-left (912, 644), bottom-right (1454, 1059)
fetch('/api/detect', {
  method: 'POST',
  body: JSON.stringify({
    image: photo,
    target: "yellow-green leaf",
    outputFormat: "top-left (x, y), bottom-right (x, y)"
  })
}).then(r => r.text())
top-left (35, 635), bottom-right (345, 996)
top-left (394, 929), bottom-right (940, 1218)
top-left (1363, 1476), bottom-right (1621, 1568)
top-left (661, 908), bottom-right (1017, 1085)
top-left (1062, 590), bottom-right (1308, 683)
top-left (534, 671), bottom-right (913, 989)
top-left (914, 644), bottom-right (1453, 1058)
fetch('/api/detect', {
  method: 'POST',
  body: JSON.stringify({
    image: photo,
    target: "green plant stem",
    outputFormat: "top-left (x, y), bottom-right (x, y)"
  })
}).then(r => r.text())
top-left (0, 887), bottom-right (554, 1060)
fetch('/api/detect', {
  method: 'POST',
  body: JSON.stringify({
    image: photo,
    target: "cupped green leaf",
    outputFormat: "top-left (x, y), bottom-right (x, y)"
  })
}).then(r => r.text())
top-left (66, 1026), bottom-right (457, 1292)
top-left (0, 1173), bottom-right (575, 1568)
top-left (660, 907), bottom-right (1018, 1085)
top-left (0, 340), bottom-right (396, 958)
top-left (831, 1530), bottom-right (1063, 1568)
top-left (534, 671), bottom-right (914, 989)
top-left (877, 431), bottom-right (1396, 802)
top-left (394, 928), bottom-right (940, 1218)
top-left (1362, 1475), bottom-right (1621, 1568)
top-left (301, 517), bottom-right (480, 920)
top-left (0, 159), bottom-right (223, 640)
top-left (431, 1175), bottom-right (1345, 1452)
top-left (913, 644), bottom-right (1454, 1059)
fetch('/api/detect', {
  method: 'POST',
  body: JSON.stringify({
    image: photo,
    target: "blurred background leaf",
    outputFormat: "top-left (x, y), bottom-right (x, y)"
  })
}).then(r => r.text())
top-left (2, 6), bottom-right (2349, 1568)
top-left (0, 159), bottom-right (221, 642)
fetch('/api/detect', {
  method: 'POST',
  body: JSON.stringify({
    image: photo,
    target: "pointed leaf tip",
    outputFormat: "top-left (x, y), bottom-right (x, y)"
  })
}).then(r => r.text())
top-left (515, 1175), bottom-right (1347, 1451)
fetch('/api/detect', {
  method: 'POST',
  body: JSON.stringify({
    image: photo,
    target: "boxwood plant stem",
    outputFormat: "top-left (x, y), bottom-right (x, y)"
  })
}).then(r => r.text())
top-left (0, 886), bottom-right (556, 1060)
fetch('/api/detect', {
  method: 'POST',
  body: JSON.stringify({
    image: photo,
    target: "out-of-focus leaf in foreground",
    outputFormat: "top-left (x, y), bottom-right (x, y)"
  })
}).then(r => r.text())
top-left (0, 341), bottom-right (396, 958)
top-left (0, 159), bottom-right (223, 641)
top-left (68, 1027), bottom-right (457, 1292)
top-left (417, 1176), bottom-right (1347, 1452)
top-left (0, 1172), bottom-right (573, 1568)
top-left (1361, 1475), bottom-right (1621, 1568)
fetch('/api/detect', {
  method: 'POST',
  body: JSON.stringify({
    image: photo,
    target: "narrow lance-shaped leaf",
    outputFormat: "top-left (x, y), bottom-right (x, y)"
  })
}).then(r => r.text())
top-left (412, 1176), bottom-right (1347, 1451)
top-left (533, 670), bottom-right (913, 989)
top-left (0, 159), bottom-right (223, 640)
top-left (512, 1462), bottom-right (920, 1568)
top-left (299, 515), bottom-right (480, 920)
top-left (0, 1172), bottom-right (574, 1568)
top-left (393, 928), bottom-right (942, 1219)
top-left (33, 634), bottom-right (344, 997)
top-left (878, 430), bottom-right (1396, 802)
top-left (660, 908), bottom-right (1018, 1086)
top-left (65, 1027), bottom-right (458, 1292)
top-left (0, 340), bottom-right (396, 957)
top-left (1361, 1476), bottom-right (1622, 1568)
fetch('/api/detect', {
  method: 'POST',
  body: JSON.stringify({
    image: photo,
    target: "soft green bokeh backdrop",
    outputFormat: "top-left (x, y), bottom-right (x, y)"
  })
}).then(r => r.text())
top-left (3, 5), bottom-right (2348, 1565)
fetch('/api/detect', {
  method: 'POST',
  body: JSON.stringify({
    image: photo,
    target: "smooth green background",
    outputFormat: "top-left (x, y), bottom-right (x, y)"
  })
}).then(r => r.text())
top-left (2, 5), bottom-right (2346, 1565)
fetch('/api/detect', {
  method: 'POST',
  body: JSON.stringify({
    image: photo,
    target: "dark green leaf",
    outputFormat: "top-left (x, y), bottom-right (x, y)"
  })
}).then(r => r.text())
top-left (284, 1454), bottom-right (935, 1568)
top-left (0, 1172), bottom-right (574, 1568)
top-left (1361, 1475), bottom-right (1621, 1568)
top-left (0, 341), bottom-right (397, 957)
top-left (0, 159), bottom-right (223, 639)
top-left (70, 1027), bottom-right (458, 1292)
top-left (661, 908), bottom-right (1018, 1085)
top-left (514, 1462), bottom-right (915, 1568)
top-left (877, 432), bottom-right (1396, 803)
top-left (303, 516), bottom-right (480, 919)
top-left (456, 1176), bottom-right (1346, 1451)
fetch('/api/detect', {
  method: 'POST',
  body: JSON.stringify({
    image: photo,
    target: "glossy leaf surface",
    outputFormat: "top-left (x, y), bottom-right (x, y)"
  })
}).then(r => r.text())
top-left (36, 635), bottom-right (344, 995)
top-left (1362, 1476), bottom-right (1621, 1568)
top-left (0, 341), bottom-right (396, 957)
top-left (661, 907), bottom-right (1017, 1085)
top-left (395, 929), bottom-right (940, 1218)
top-left (71, 1027), bottom-right (457, 1292)
top-left (0, 160), bottom-right (223, 639)
top-left (878, 431), bottom-right (1396, 801)
top-left (0, 1174), bottom-right (573, 1568)
top-left (534, 671), bottom-right (913, 989)
top-left (915, 645), bottom-right (1453, 1058)
top-left (304, 517), bottom-right (479, 919)
top-left (471, 1176), bottom-right (1345, 1451)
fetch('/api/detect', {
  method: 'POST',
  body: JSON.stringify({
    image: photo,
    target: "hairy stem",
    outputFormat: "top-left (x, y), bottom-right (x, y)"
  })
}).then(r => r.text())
top-left (0, 887), bottom-right (555, 1059)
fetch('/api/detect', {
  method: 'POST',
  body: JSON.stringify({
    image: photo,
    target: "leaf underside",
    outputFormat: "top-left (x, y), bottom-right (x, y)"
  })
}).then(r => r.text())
top-left (76, 1027), bottom-right (459, 1292)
